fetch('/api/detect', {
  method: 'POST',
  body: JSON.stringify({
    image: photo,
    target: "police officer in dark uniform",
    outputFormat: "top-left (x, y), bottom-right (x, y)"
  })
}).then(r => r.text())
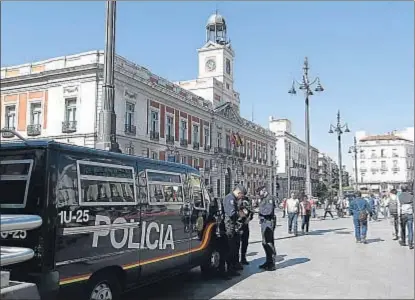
top-left (223, 184), bottom-right (246, 276)
top-left (236, 195), bottom-right (254, 265)
top-left (257, 186), bottom-right (277, 271)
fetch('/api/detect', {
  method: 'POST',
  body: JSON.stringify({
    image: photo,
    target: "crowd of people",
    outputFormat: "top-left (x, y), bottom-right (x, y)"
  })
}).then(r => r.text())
top-left (212, 185), bottom-right (413, 280)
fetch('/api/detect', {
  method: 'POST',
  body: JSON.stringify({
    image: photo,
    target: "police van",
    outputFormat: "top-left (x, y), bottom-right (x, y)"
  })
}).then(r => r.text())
top-left (0, 140), bottom-right (221, 300)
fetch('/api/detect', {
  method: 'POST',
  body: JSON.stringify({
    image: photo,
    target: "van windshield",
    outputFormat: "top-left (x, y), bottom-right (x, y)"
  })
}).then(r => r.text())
top-left (0, 159), bottom-right (34, 208)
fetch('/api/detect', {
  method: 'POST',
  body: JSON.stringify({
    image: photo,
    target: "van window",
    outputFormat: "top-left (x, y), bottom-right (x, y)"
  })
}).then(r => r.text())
top-left (137, 170), bottom-right (148, 204)
top-left (77, 161), bottom-right (137, 206)
top-left (188, 174), bottom-right (204, 209)
top-left (146, 170), bottom-right (184, 205)
top-left (0, 159), bottom-right (34, 208)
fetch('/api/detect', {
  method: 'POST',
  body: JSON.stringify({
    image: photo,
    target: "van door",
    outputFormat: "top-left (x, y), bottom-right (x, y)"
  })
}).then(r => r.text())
top-left (187, 174), bottom-right (210, 266)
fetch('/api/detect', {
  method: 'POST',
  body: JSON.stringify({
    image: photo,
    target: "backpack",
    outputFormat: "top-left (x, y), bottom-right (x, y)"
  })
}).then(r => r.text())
top-left (304, 201), bottom-right (312, 215)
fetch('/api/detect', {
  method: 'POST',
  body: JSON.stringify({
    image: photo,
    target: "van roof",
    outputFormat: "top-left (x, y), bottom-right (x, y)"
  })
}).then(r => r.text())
top-left (0, 140), bottom-right (199, 173)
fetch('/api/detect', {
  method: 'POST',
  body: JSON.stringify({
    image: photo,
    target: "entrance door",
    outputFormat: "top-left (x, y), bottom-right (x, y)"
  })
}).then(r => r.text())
top-left (225, 167), bottom-right (231, 195)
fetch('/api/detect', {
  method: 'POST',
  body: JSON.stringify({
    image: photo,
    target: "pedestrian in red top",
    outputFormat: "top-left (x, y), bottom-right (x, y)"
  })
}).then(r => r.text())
top-left (282, 198), bottom-right (287, 218)
top-left (300, 195), bottom-right (312, 234)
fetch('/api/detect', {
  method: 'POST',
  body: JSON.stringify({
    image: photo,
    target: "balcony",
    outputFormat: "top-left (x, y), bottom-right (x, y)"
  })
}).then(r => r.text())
top-left (62, 121), bottom-right (77, 133)
top-left (1, 127), bottom-right (15, 138)
top-left (124, 124), bottom-right (136, 135)
top-left (360, 167), bottom-right (367, 172)
top-left (204, 145), bottom-right (211, 152)
top-left (166, 135), bottom-right (175, 145)
top-left (150, 131), bottom-right (159, 141)
top-left (252, 157), bottom-right (257, 163)
top-left (214, 147), bottom-right (223, 154)
top-left (193, 142), bottom-right (200, 150)
top-left (392, 167), bottom-right (400, 172)
top-left (380, 167), bottom-right (388, 172)
top-left (180, 139), bottom-right (188, 147)
top-left (370, 167), bottom-right (379, 172)
top-left (27, 124), bottom-right (41, 136)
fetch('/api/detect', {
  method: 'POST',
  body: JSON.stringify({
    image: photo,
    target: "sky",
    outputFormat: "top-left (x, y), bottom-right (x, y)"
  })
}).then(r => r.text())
top-left (1, 1), bottom-right (414, 171)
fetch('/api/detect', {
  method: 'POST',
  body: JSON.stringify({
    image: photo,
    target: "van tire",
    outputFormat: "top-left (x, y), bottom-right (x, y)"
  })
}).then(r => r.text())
top-left (85, 273), bottom-right (121, 300)
top-left (200, 238), bottom-right (221, 277)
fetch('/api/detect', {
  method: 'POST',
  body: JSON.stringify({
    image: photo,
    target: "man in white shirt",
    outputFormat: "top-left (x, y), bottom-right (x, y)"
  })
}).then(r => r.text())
top-left (285, 192), bottom-right (300, 235)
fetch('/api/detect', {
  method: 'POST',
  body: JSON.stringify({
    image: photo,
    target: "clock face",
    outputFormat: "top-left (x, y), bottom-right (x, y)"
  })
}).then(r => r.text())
top-left (226, 59), bottom-right (231, 75)
top-left (205, 59), bottom-right (216, 72)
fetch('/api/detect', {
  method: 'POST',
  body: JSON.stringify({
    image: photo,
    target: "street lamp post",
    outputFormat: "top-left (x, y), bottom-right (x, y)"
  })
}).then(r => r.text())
top-left (288, 57), bottom-right (325, 197)
top-left (329, 110), bottom-right (350, 201)
top-left (97, 0), bottom-right (120, 152)
top-left (348, 136), bottom-right (361, 192)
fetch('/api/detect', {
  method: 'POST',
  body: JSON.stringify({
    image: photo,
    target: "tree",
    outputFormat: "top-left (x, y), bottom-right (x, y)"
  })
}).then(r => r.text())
top-left (316, 182), bottom-right (328, 199)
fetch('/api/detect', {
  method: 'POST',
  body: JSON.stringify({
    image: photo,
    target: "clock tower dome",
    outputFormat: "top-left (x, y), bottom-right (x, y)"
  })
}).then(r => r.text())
top-left (197, 12), bottom-right (235, 86)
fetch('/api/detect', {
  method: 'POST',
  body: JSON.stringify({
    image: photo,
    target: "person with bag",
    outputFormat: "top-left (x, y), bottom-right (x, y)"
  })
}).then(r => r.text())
top-left (387, 189), bottom-right (400, 240)
top-left (299, 195), bottom-right (312, 234)
top-left (398, 187), bottom-right (414, 249)
top-left (349, 191), bottom-right (372, 244)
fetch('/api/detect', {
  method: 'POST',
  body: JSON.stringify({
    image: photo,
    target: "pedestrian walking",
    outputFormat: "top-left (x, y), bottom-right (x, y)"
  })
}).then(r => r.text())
top-left (349, 191), bottom-right (372, 244)
top-left (299, 195), bottom-right (312, 234)
top-left (223, 185), bottom-right (246, 276)
top-left (282, 198), bottom-right (287, 218)
top-left (387, 189), bottom-right (400, 240)
top-left (323, 199), bottom-right (334, 219)
top-left (236, 195), bottom-right (254, 265)
top-left (285, 192), bottom-right (300, 235)
top-left (398, 187), bottom-right (414, 249)
top-left (257, 186), bottom-right (277, 271)
top-left (310, 197), bottom-right (317, 218)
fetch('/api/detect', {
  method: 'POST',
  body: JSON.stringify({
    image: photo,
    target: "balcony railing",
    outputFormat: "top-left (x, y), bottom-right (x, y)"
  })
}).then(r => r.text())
top-left (214, 147), bottom-right (223, 154)
top-left (392, 167), bottom-right (400, 171)
top-left (166, 135), bottom-right (175, 145)
top-left (193, 142), bottom-right (200, 150)
top-left (124, 124), bottom-right (136, 135)
top-left (380, 167), bottom-right (388, 171)
top-left (150, 131), bottom-right (159, 141)
top-left (204, 145), bottom-right (211, 152)
top-left (62, 121), bottom-right (77, 133)
top-left (180, 139), bottom-right (188, 147)
top-left (26, 124), bottom-right (41, 136)
top-left (1, 127), bottom-right (16, 138)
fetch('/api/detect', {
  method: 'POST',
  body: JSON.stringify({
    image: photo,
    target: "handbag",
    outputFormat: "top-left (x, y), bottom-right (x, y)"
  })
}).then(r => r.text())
top-left (357, 201), bottom-right (368, 221)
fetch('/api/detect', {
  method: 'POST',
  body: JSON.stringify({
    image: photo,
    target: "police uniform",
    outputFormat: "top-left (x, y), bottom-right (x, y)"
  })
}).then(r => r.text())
top-left (236, 196), bottom-right (254, 265)
top-left (223, 188), bottom-right (244, 275)
top-left (258, 188), bottom-right (277, 271)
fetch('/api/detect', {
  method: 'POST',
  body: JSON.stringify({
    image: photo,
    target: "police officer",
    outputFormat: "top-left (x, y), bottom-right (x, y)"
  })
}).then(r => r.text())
top-left (257, 186), bottom-right (277, 271)
top-left (223, 184), bottom-right (246, 276)
top-left (236, 195), bottom-right (254, 265)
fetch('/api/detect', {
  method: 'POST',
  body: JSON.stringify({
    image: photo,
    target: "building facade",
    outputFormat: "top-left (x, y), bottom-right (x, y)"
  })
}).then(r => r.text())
top-left (353, 131), bottom-right (414, 192)
top-left (269, 118), bottom-right (319, 198)
top-left (0, 13), bottom-right (276, 198)
top-left (318, 153), bottom-right (340, 197)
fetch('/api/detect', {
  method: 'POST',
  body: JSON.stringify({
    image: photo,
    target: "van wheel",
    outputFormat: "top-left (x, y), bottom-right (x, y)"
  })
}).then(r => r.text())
top-left (200, 242), bottom-right (221, 277)
top-left (85, 273), bottom-right (121, 300)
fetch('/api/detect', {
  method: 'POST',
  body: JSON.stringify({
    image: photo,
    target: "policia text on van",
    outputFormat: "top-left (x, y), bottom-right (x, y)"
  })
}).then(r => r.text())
top-left (0, 140), bottom-right (222, 300)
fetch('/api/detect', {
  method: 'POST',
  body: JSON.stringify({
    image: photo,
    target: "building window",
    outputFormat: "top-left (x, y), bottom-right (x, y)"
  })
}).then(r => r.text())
top-left (392, 149), bottom-right (398, 157)
top-left (204, 127), bottom-right (210, 146)
top-left (193, 124), bottom-right (199, 144)
top-left (150, 111), bottom-right (159, 133)
top-left (371, 150), bottom-right (376, 158)
top-left (380, 149), bottom-right (385, 158)
top-left (5, 105), bottom-right (16, 128)
top-left (181, 156), bottom-right (187, 164)
top-left (30, 103), bottom-right (42, 125)
top-left (125, 102), bottom-right (135, 127)
top-left (166, 115), bottom-right (174, 138)
top-left (247, 142), bottom-right (251, 156)
top-left (180, 120), bottom-right (187, 140)
top-left (65, 98), bottom-right (77, 122)
top-left (217, 132), bottom-right (222, 147)
top-left (226, 135), bottom-right (231, 149)
top-left (253, 144), bottom-right (257, 158)
top-left (226, 83), bottom-right (230, 90)
top-left (193, 158), bottom-right (199, 168)
top-left (151, 151), bottom-right (158, 160)
top-left (381, 161), bottom-right (386, 169)
top-left (393, 160), bottom-right (398, 167)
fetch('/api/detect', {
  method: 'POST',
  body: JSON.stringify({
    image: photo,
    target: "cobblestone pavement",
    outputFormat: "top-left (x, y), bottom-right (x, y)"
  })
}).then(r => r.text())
top-left (125, 209), bottom-right (414, 299)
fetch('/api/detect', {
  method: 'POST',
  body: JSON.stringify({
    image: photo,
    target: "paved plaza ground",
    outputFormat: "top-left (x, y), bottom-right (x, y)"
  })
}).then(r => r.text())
top-left (125, 209), bottom-right (414, 299)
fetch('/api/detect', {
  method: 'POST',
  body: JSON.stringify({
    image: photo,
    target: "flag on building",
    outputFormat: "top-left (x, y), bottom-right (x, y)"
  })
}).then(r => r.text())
top-left (236, 133), bottom-right (243, 146)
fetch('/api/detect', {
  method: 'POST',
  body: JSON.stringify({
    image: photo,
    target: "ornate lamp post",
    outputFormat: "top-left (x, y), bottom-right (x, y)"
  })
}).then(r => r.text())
top-left (288, 57), bottom-right (324, 197)
top-left (97, 0), bottom-right (120, 152)
top-left (329, 110), bottom-right (350, 201)
top-left (348, 136), bottom-right (361, 191)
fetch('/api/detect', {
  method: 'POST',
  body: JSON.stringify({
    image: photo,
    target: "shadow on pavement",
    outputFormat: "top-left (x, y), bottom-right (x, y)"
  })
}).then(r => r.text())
top-left (334, 231), bottom-right (352, 235)
top-left (123, 254), bottom-right (304, 300)
top-left (277, 257), bottom-right (310, 270)
top-left (245, 251), bottom-right (258, 257)
top-left (366, 238), bottom-right (385, 244)
top-left (307, 228), bottom-right (348, 236)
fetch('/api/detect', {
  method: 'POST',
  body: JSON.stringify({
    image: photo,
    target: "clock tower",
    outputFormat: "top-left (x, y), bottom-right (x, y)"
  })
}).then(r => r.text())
top-left (197, 12), bottom-right (237, 107)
